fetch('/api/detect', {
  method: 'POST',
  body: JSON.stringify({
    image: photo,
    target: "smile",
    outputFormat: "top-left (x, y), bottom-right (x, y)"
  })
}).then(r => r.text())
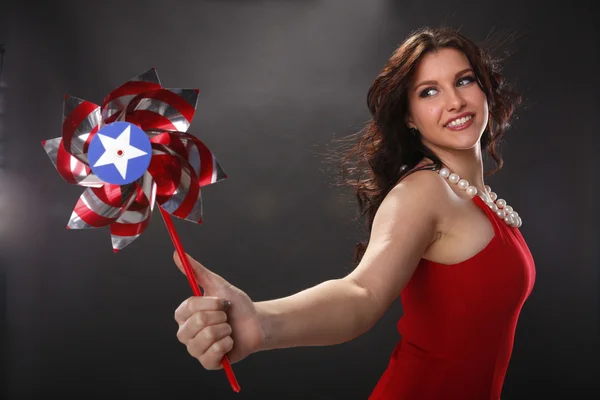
top-left (445, 114), bottom-right (474, 131)
top-left (447, 115), bottom-right (472, 127)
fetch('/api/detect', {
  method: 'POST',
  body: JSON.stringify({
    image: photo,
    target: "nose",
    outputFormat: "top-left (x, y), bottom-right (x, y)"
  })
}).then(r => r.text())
top-left (445, 88), bottom-right (467, 112)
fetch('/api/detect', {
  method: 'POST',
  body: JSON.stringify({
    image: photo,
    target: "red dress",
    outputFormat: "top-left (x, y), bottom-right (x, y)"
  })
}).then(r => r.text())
top-left (369, 195), bottom-right (536, 400)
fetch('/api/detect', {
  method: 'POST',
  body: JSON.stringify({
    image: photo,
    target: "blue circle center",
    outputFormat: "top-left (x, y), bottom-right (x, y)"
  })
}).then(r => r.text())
top-left (88, 122), bottom-right (152, 185)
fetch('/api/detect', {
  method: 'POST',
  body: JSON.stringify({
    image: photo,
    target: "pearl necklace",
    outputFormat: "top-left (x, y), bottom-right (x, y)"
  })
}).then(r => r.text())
top-left (438, 167), bottom-right (522, 228)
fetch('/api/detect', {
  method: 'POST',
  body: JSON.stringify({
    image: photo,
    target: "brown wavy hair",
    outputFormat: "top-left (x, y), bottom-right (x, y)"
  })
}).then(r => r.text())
top-left (333, 26), bottom-right (522, 263)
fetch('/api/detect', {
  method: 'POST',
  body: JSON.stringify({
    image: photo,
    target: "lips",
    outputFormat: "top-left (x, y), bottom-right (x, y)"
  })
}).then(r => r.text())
top-left (445, 117), bottom-right (474, 131)
top-left (444, 112), bottom-right (474, 127)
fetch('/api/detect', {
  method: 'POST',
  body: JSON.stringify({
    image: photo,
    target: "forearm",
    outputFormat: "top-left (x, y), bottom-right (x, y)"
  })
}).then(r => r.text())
top-left (255, 278), bottom-right (377, 351)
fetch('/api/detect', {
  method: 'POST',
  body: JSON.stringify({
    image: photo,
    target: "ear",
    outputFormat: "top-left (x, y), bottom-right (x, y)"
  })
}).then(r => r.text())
top-left (405, 114), bottom-right (415, 129)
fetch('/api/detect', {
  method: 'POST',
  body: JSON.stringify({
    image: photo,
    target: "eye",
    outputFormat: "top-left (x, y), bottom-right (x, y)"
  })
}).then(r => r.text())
top-left (457, 75), bottom-right (476, 87)
top-left (419, 87), bottom-right (438, 98)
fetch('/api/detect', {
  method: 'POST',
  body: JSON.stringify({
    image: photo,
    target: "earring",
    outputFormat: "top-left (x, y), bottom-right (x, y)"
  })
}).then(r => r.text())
top-left (409, 127), bottom-right (419, 136)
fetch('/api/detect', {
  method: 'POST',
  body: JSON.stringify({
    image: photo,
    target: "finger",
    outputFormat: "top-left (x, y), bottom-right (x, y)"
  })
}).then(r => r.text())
top-left (173, 251), bottom-right (196, 276)
top-left (198, 335), bottom-right (235, 370)
top-left (173, 251), bottom-right (215, 286)
top-left (177, 310), bottom-right (228, 343)
top-left (186, 323), bottom-right (232, 359)
top-left (175, 296), bottom-right (231, 325)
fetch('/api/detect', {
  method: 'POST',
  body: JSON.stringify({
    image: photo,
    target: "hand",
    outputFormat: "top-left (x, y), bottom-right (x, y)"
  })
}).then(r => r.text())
top-left (173, 252), bottom-right (265, 370)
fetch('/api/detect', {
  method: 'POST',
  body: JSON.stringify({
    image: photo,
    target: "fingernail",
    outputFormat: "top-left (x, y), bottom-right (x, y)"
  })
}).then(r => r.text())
top-left (223, 300), bottom-right (232, 310)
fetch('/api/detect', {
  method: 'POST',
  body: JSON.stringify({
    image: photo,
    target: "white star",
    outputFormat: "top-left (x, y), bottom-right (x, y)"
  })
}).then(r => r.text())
top-left (93, 125), bottom-right (148, 179)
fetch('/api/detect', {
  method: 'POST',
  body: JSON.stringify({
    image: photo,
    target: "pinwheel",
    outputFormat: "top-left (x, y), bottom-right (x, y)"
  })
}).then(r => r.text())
top-left (41, 69), bottom-right (240, 392)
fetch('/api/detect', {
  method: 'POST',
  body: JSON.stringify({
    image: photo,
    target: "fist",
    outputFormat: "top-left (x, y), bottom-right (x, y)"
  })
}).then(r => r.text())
top-left (175, 296), bottom-right (234, 370)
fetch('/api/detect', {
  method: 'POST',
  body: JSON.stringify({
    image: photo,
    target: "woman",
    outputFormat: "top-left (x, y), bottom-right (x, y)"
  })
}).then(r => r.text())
top-left (172, 26), bottom-right (536, 399)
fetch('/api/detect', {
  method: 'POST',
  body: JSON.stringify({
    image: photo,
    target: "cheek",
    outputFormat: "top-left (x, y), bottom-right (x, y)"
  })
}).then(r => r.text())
top-left (471, 91), bottom-right (489, 129)
top-left (411, 101), bottom-right (443, 127)
top-left (416, 103), bottom-right (443, 122)
top-left (482, 97), bottom-right (489, 114)
top-left (471, 88), bottom-right (488, 110)
top-left (427, 106), bottom-right (444, 124)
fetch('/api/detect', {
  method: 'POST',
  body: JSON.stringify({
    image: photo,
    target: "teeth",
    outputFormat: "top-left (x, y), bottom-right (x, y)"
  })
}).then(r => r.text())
top-left (447, 115), bottom-right (473, 127)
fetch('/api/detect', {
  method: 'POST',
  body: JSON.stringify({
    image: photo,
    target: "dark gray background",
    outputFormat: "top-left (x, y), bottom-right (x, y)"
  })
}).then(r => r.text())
top-left (1, 0), bottom-right (598, 399)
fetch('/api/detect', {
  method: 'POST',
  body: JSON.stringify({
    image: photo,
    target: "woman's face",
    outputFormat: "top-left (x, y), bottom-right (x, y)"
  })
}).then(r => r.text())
top-left (405, 47), bottom-right (489, 152)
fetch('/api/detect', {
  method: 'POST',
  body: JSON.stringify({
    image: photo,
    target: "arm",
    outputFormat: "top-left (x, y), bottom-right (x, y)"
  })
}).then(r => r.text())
top-left (255, 171), bottom-right (443, 351)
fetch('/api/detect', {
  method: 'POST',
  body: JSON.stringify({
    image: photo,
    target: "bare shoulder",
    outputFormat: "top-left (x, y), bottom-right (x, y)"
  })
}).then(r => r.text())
top-left (383, 168), bottom-right (453, 218)
top-left (370, 169), bottom-right (451, 248)
top-left (395, 168), bottom-right (452, 195)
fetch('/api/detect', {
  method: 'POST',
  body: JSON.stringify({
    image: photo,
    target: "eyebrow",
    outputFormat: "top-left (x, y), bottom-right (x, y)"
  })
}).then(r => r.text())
top-left (413, 68), bottom-right (474, 92)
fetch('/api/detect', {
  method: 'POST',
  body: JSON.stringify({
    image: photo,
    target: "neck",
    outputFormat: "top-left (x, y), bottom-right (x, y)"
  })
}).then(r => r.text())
top-left (425, 144), bottom-right (487, 195)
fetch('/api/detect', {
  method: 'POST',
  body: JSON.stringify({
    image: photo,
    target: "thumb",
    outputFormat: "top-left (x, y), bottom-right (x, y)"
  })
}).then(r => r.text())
top-left (173, 251), bottom-right (228, 292)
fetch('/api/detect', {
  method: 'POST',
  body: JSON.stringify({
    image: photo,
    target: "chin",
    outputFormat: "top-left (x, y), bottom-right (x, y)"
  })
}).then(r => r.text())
top-left (450, 128), bottom-right (486, 147)
top-left (425, 128), bottom-right (483, 151)
top-left (440, 137), bottom-right (480, 151)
